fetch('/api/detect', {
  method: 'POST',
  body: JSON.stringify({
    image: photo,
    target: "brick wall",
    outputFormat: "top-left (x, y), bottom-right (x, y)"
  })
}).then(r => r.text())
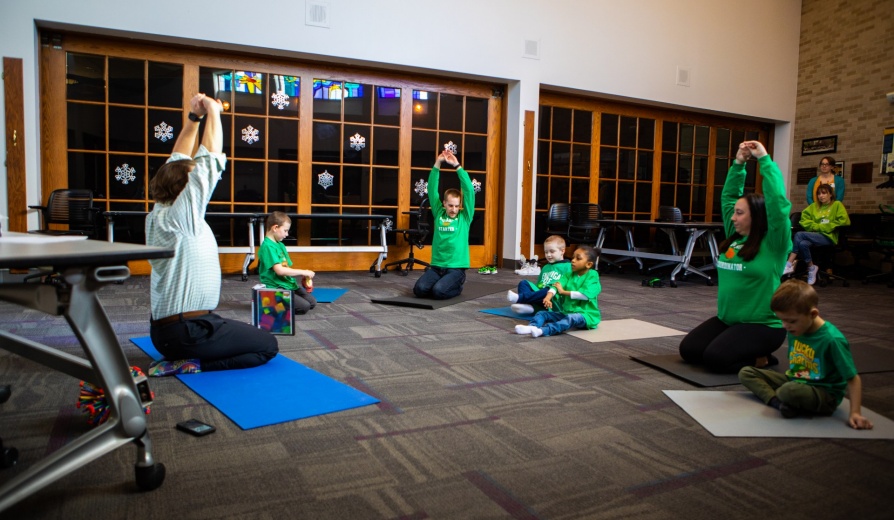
top-left (794, 0), bottom-right (894, 214)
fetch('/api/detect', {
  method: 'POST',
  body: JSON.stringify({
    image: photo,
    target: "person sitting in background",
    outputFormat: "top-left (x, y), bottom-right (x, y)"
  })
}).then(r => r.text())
top-left (783, 183), bottom-right (850, 285)
top-left (806, 156), bottom-right (845, 205)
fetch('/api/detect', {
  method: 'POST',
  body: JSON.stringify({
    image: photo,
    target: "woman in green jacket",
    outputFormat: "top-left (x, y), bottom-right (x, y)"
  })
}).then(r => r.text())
top-left (783, 183), bottom-right (851, 285)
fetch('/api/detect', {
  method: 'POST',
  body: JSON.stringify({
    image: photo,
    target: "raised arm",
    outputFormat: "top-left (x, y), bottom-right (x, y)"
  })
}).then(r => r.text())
top-left (200, 96), bottom-right (224, 154)
top-left (745, 141), bottom-right (792, 253)
top-left (172, 93), bottom-right (206, 156)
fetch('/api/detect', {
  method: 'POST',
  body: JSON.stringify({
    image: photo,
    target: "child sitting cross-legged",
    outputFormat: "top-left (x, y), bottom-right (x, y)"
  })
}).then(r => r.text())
top-left (738, 279), bottom-right (873, 429)
top-left (515, 245), bottom-right (601, 338)
top-left (507, 235), bottom-right (572, 315)
top-left (257, 211), bottom-right (317, 314)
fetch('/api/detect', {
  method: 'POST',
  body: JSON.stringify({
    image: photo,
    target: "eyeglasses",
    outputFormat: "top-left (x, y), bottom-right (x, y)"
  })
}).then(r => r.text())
top-left (819, 162), bottom-right (832, 167)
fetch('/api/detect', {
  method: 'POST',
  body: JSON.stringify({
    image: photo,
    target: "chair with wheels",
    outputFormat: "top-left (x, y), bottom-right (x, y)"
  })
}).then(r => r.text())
top-left (1, 384), bottom-right (18, 469)
top-left (28, 189), bottom-right (98, 237)
top-left (544, 202), bottom-right (571, 238)
top-left (382, 198), bottom-right (432, 276)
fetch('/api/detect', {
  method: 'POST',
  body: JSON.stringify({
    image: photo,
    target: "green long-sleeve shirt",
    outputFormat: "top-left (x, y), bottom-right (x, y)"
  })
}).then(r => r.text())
top-left (428, 165), bottom-right (474, 268)
top-left (800, 200), bottom-right (850, 244)
top-left (715, 155), bottom-right (791, 327)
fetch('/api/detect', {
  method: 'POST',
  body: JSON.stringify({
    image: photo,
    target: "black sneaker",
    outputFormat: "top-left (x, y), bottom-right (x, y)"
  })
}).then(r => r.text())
top-left (779, 402), bottom-right (801, 419)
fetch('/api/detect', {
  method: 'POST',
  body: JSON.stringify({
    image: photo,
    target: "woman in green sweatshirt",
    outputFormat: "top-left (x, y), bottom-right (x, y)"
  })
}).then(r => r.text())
top-left (678, 141), bottom-right (791, 373)
top-left (782, 183), bottom-right (850, 285)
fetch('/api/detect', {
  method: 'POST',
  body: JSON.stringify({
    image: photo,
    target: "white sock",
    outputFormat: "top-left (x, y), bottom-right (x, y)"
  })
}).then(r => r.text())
top-left (515, 325), bottom-right (533, 335)
top-left (507, 290), bottom-right (518, 303)
top-left (530, 327), bottom-right (543, 338)
top-left (511, 303), bottom-right (535, 315)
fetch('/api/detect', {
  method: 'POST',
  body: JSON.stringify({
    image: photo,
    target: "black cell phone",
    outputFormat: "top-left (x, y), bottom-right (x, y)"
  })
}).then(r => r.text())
top-left (176, 419), bottom-right (216, 437)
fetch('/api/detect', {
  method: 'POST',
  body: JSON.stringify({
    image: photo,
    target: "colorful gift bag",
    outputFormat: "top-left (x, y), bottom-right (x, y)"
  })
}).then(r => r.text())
top-left (251, 285), bottom-right (295, 335)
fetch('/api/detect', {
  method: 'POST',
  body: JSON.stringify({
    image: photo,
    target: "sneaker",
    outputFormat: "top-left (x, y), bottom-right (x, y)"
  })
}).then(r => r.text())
top-left (516, 255), bottom-right (527, 271)
top-left (806, 264), bottom-right (819, 285)
top-left (507, 290), bottom-right (519, 303)
top-left (511, 303), bottom-right (535, 315)
top-left (478, 266), bottom-right (497, 275)
top-left (782, 261), bottom-right (795, 276)
top-left (148, 359), bottom-right (201, 377)
top-left (527, 265), bottom-right (541, 276)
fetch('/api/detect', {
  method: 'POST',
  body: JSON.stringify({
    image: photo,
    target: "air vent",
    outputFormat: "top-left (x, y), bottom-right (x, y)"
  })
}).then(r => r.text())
top-left (523, 39), bottom-right (540, 60)
top-left (306, 1), bottom-right (330, 28)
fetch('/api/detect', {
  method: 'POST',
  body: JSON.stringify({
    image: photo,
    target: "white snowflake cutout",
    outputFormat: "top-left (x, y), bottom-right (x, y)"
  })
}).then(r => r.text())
top-left (241, 125), bottom-right (260, 144)
top-left (154, 121), bottom-right (174, 142)
top-left (414, 178), bottom-right (429, 197)
top-left (471, 178), bottom-right (482, 193)
top-left (444, 141), bottom-right (458, 154)
top-left (318, 170), bottom-right (334, 190)
top-left (271, 91), bottom-right (290, 110)
top-left (349, 133), bottom-right (366, 152)
top-left (114, 163), bottom-right (137, 185)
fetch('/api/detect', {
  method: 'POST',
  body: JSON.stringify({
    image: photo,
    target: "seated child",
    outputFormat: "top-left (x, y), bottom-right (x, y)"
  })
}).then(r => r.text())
top-left (257, 211), bottom-right (317, 314)
top-left (507, 235), bottom-right (572, 315)
top-left (515, 245), bottom-right (601, 338)
top-left (738, 279), bottom-right (873, 429)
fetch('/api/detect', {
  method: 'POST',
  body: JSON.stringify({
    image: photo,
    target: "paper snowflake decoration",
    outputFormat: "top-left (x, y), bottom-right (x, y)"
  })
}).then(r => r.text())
top-left (349, 133), bottom-right (366, 152)
top-left (241, 125), bottom-right (260, 145)
top-left (114, 163), bottom-right (137, 185)
top-left (153, 121), bottom-right (174, 142)
top-left (471, 178), bottom-right (482, 193)
top-left (414, 178), bottom-right (429, 197)
top-left (271, 92), bottom-right (290, 110)
top-left (444, 141), bottom-right (458, 154)
top-left (381, 218), bottom-right (393, 232)
top-left (318, 170), bottom-right (334, 190)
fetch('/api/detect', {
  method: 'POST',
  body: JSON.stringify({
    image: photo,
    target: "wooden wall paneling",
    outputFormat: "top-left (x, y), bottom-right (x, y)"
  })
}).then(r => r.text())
top-left (4, 57), bottom-right (26, 232)
top-left (521, 110), bottom-right (534, 258)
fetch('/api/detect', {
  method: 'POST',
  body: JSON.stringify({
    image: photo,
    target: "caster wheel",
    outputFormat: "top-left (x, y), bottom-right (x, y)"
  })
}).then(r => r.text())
top-left (706, 279), bottom-right (715, 287)
top-left (1, 446), bottom-right (18, 468)
top-left (617, 267), bottom-right (624, 275)
top-left (374, 270), bottom-right (381, 278)
top-left (670, 281), bottom-right (677, 288)
top-left (241, 275), bottom-right (248, 282)
top-left (135, 462), bottom-right (166, 491)
top-left (398, 270), bottom-right (408, 277)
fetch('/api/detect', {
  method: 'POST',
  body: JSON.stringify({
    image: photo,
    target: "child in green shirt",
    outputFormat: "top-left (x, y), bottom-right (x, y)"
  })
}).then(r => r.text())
top-left (507, 235), bottom-right (572, 315)
top-left (257, 211), bottom-right (317, 314)
top-left (515, 245), bottom-right (601, 338)
top-left (739, 279), bottom-right (873, 429)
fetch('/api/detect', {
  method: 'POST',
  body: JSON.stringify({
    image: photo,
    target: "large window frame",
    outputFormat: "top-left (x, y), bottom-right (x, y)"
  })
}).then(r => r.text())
top-left (39, 32), bottom-right (503, 272)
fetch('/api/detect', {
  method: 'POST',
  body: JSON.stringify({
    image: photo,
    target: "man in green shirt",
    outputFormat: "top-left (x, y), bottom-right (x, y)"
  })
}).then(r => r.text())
top-left (413, 150), bottom-right (474, 299)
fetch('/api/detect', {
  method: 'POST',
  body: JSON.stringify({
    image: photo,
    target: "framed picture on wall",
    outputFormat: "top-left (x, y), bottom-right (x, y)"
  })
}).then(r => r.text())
top-left (834, 161), bottom-right (845, 176)
top-left (801, 135), bottom-right (838, 156)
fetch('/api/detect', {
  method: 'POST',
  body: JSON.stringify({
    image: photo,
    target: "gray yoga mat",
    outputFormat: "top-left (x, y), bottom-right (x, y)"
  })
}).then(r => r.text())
top-left (371, 282), bottom-right (516, 310)
top-left (633, 343), bottom-right (894, 387)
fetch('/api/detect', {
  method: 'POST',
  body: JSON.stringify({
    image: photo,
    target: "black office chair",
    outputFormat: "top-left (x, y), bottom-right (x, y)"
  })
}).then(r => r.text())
top-left (862, 212), bottom-right (894, 288)
top-left (567, 203), bottom-right (621, 271)
top-left (544, 203), bottom-right (571, 238)
top-left (1, 384), bottom-right (18, 468)
top-left (28, 189), bottom-right (98, 237)
top-left (382, 198), bottom-right (432, 276)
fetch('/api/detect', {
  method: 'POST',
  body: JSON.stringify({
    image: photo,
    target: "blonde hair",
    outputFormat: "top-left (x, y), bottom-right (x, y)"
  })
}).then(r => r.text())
top-left (544, 235), bottom-right (566, 249)
top-left (771, 279), bottom-right (819, 316)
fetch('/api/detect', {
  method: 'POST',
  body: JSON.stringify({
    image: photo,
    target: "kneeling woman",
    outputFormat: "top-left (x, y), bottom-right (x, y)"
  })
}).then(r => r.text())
top-left (678, 141), bottom-right (791, 373)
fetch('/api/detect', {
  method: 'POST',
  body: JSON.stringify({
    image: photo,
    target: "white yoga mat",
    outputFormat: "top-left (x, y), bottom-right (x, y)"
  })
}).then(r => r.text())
top-left (664, 390), bottom-right (894, 439)
top-left (568, 318), bottom-right (685, 343)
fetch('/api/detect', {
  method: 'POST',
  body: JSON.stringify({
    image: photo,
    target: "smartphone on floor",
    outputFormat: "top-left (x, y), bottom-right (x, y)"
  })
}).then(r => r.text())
top-left (176, 419), bottom-right (216, 437)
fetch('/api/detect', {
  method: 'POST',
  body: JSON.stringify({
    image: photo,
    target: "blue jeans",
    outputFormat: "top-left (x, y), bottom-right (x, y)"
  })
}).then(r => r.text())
top-left (516, 281), bottom-right (550, 305)
top-left (413, 267), bottom-right (467, 299)
top-left (792, 231), bottom-right (833, 264)
top-left (529, 311), bottom-right (587, 336)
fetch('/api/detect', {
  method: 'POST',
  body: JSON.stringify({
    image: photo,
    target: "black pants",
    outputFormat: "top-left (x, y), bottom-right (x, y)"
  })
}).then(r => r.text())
top-left (413, 267), bottom-right (466, 299)
top-left (679, 316), bottom-right (786, 374)
top-left (150, 313), bottom-right (278, 372)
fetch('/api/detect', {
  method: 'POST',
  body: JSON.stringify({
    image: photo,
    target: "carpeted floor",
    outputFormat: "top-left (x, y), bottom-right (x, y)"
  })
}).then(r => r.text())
top-left (1, 267), bottom-right (892, 519)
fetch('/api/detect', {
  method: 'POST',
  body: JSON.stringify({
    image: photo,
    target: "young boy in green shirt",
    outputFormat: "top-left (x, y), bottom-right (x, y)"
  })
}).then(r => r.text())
top-left (738, 279), bottom-right (873, 429)
top-left (507, 235), bottom-right (572, 315)
top-left (515, 245), bottom-right (601, 338)
top-left (257, 211), bottom-right (317, 314)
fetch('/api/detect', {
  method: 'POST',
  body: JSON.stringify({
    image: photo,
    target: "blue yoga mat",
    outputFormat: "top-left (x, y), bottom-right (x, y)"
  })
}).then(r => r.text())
top-left (313, 287), bottom-right (348, 303)
top-left (479, 306), bottom-right (535, 318)
top-left (130, 336), bottom-right (378, 429)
